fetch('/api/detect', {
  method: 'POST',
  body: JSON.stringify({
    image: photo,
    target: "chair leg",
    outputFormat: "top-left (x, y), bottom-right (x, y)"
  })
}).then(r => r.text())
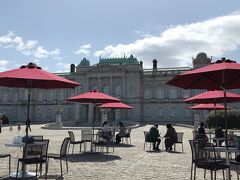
top-left (60, 158), bottom-right (63, 177)
top-left (36, 163), bottom-right (38, 177)
top-left (66, 157), bottom-right (68, 173)
top-left (9, 155), bottom-right (11, 174)
top-left (222, 169), bottom-right (225, 180)
top-left (190, 162), bottom-right (193, 180)
top-left (72, 144), bottom-right (74, 154)
top-left (194, 164), bottom-right (196, 180)
top-left (16, 160), bottom-right (19, 178)
top-left (130, 137), bottom-right (131, 145)
top-left (80, 143), bottom-right (82, 152)
top-left (211, 170), bottom-right (213, 180)
top-left (182, 143), bottom-right (183, 152)
top-left (214, 170), bottom-right (216, 180)
top-left (68, 143), bottom-right (70, 153)
top-left (237, 172), bottom-right (239, 180)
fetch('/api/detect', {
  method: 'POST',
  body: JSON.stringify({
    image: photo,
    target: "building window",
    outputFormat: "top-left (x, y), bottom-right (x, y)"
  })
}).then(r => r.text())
top-left (3, 94), bottom-right (8, 102)
top-left (14, 94), bottom-right (18, 102)
top-left (115, 85), bottom-right (121, 97)
top-left (170, 107), bottom-right (176, 117)
top-left (38, 93), bottom-right (43, 101)
top-left (156, 88), bottom-right (164, 98)
top-left (102, 85), bottom-right (109, 94)
top-left (68, 109), bottom-right (73, 118)
top-left (170, 89), bottom-right (177, 99)
top-left (185, 108), bottom-right (190, 117)
top-left (158, 108), bottom-right (163, 117)
top-left (144, 89), bottom-right (151, 99)
top-left (183, 90), bottom-right (190, 98)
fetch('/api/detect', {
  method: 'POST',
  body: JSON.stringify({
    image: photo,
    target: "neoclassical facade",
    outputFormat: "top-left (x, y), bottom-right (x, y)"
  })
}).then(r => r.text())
top-left (1, 53), bottom-right (238, 126)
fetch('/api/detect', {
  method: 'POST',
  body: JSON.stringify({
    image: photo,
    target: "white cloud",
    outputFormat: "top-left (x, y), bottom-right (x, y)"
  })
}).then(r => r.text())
top-left (0, 59), bottom-right (9, 71)
top-left (0, 31), bottom-right (61, 59)
top-left (95, 12), bottom-right (240, 68)
top-left (55, 62), bottom-right (70, 72)
top-left (74, 43), bottom-right (91, 56)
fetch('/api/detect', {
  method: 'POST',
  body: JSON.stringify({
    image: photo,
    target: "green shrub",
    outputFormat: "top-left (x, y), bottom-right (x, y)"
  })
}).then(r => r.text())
top-left (205, 109), bottom-right (240, 129)
top-left (1, 114), bottom-right (9, 124)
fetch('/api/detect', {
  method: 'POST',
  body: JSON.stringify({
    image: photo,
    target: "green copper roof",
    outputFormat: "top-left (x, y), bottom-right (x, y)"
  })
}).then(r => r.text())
top-left (99, 55), bottom-right (139, 65)
top-left (79, 58), bottom-right (90, 66)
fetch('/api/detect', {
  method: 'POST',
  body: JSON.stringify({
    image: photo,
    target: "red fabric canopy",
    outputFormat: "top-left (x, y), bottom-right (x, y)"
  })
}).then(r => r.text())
top-left (167, 59), bottom-right (240, 90)
top-left (67, 89), bottom-right (121, 104)
top-left (188, 103), bottom-right (225, 110)
top-left (184, 90), bottom-right (240, 104)
top-left (0, 63), bottom-right (80, 89)
top-left (98, 102), bottom-right (133, 109)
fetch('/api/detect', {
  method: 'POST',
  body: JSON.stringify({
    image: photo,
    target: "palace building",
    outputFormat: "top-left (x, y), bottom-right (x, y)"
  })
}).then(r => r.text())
top-left (1, 52), bottom-right (237, 126)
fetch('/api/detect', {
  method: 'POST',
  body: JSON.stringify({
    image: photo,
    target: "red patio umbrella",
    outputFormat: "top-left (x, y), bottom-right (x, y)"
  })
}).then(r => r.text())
top-left (188, 103), bottom-right (225, 110)
top-left (98, 102), bottom-right (133, 109)
top-left (184, 90), bottom-right (240, 104)
top-left (0, 62), bottom-right (80, 137)
top-left (67, 89), bottom-right (122, 133)
top-left (188, 103), bottom-right (227, 127)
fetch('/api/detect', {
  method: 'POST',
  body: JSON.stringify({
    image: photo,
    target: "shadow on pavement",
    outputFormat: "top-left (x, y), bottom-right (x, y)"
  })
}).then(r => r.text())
top-left (114, 144), bottom-right (135, 148)
top-left (67, 152), bottom-right (121, 162)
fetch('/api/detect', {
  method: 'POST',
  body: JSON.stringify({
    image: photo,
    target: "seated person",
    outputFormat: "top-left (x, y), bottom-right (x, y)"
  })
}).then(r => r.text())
top-left (195, 122), bottom-right (208, 144)
top-left (100, 121), bottom-right (111, 141)
top-left (116, 122), bottom-right (127, 144)
top-left (149, 125), bottom-right (161, 151)
top-left (214, 126), bottom-right (225, 146)
top-left (164, 124), bottom-right (177, 151)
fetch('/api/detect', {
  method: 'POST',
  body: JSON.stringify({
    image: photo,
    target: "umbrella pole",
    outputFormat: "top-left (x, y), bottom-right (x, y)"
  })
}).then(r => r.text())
top-left (214, 102), bottom-right (217, 128)
top-left (26, 88), bottom-right (32, 138)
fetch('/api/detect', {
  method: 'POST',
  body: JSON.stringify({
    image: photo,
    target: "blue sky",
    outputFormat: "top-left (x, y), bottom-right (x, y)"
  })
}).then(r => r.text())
top-left (0, 0), bottom-right (240, 72)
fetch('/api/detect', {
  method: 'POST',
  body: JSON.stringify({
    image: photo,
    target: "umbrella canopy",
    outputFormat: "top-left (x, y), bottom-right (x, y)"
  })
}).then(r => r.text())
top-left (0, 62), bottom-right (80, 137)
top-left (188, 103), bottom-right (225, 110)
top-left (184, 90), bottom-right (240, 104)
top-left (167, 58), bottom-right (240, 90)
top-left (67, 89), bottom-right (121, 103)
top-left (0, 63), bottom-right (79, 89)
top-left (98, 102), bottom-right (133, 109)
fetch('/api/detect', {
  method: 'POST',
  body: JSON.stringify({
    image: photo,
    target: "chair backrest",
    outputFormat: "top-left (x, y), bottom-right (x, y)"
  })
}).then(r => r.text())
top-left (81, 129), bottom-right (92, 141)
top-left (60, 137), bottom-right (70, 158)
top-left (32, 135), bottom-right (43, 141)
top-left (23, 143), bottom-right (43, 160)
top-left (125, 129), bottom-right (131, 137)
top-left (34, 139), bottom-right (49, 161)
top-left (176, 132), bottom-right (184, 143)
top-left (189, 140), bottom-right (207, 162)
top-left (144, 131), bottom-right (152, 142)
top-left (68, 131), bottom-right (75, 143)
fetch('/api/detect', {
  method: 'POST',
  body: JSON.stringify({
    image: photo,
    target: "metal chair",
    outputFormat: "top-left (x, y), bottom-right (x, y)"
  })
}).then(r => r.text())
top-left (0, 153), bottom-right (11, 175)
top-left (34, 139), bottom-right (49, 176)
top-left (189, 140), bottom-right (228, 180)
top-left (92, 130), bottom-right (115, 154)
top-left (81, 129), bottom-right (93, 151)
top-left (121, 128), bottom-right (132, 144)
top-left (68, 131), bottom-right (84, 154)
top-left (143, 131), bottom-right (154, 150)
top-left (46, 137), bottom-right (70, 178)
top-left (16, 143), bottom-right (44, 179)
top-left (174, 132), bottom-right (184, 152)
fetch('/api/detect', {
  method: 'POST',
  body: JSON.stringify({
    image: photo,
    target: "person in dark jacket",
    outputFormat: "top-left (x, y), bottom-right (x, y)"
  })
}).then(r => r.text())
top-left (149, 125), bottom-right (161, 151)
top-left (164, 124), bottom-right (177, 151)
top-left (195, 122), bottom-right (208, 144)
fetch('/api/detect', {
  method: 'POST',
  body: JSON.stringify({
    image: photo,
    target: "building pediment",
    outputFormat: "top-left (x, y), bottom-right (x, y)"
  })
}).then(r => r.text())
top-left (88, 64), bottom-right (125, 73)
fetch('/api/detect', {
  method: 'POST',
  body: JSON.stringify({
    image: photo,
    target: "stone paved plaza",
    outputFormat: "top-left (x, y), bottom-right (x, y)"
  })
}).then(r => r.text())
top-left (0, 124), bottom-right (239, 180)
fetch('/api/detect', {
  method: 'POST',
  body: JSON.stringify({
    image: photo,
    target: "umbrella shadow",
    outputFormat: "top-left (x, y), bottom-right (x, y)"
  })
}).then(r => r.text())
top-left (165, 150), bottom-right (185, 154)
top-left (67, 152), bottom-right (121, 162)
top-left (114, 143), bottom-right (135, 148)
